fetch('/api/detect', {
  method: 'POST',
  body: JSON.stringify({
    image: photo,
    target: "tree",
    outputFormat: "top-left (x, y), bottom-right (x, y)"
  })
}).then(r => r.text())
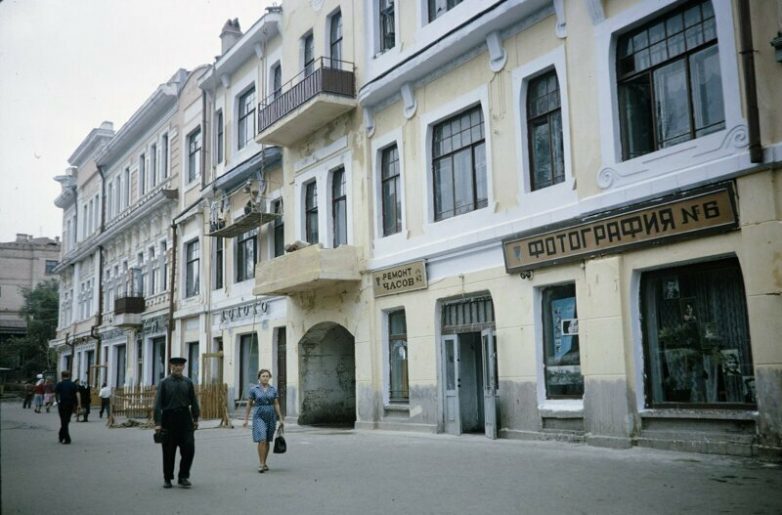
top-left (0, 279), bottom-right (59, 380)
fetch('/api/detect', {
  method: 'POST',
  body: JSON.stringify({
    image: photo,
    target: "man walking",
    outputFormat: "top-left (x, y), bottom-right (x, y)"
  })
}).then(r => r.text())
top-left (154, 356), bottom-right (200, 489)
top-left (99, 382), bottom-right (111, 419)
top-left (54, 371), bottom-right (80, 444)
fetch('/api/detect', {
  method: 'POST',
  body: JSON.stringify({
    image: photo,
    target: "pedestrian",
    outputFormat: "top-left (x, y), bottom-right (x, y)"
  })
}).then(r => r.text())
top-left (99, 382), bottom-right (111, 419)
top-left (243, 369), bottom-right (284, 473)
top-left (54, 370), bottom-right (81, 444)
top-left (153, 356), bottom-right (200, 489)
top-left (43, 378), bottom-right (55, 413)
top-left (33, 377), bottom-right (45, 413)
top-left (22, 381), bottom-right (34, 409)
top-left (77, 379), bottom-right (91, 422)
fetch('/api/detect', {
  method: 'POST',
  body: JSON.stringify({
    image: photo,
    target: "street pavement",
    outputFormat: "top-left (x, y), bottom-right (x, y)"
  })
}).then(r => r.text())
top-left (2, 400), bottom-right (781, 515)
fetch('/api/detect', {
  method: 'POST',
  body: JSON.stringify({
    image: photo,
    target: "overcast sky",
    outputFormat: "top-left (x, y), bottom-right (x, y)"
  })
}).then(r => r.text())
top-left (0, 0), bottom-right (274, 243)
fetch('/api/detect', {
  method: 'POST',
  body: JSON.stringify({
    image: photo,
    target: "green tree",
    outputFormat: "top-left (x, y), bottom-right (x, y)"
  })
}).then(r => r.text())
top-left (0, 279), bottom-right (59, 380)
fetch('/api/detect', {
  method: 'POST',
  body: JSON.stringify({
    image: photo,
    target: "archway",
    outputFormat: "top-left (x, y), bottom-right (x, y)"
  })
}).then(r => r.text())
top-left (298, 322), bottom-right (356, 426)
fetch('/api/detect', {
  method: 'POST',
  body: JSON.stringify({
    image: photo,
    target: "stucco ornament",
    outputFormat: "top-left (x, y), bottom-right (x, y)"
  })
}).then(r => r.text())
top-left (309, 0), bottom-right (325, 11)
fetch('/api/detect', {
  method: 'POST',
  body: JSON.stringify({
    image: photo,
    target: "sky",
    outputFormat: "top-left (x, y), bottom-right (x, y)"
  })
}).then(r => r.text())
top-left (0, 0), bottom-right (275, 243)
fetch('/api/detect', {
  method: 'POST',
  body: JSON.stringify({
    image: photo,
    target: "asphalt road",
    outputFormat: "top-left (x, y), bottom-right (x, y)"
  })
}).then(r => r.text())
top-left (2, 401), bottom-right (781, 515)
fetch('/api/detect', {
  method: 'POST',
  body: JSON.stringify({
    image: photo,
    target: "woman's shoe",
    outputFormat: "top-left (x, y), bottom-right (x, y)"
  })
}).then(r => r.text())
top-left (258, 466), bottom-right (265, 473)
top-left (262, 464), bottom-right (269, 472)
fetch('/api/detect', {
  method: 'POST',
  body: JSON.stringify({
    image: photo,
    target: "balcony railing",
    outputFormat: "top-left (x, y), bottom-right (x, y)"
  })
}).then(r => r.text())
top-left (114, 296), bottom-right (145, 315)
top-left (257, 58), bottom-right (356, 145)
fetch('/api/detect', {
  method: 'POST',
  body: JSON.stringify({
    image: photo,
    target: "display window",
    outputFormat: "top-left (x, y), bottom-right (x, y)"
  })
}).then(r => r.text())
top-left (541, 283), bottom-right (583, 398)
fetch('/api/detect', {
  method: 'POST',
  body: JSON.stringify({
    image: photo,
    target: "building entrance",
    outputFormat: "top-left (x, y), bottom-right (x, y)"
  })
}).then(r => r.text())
top-left (298, 322), bottom-right (356, 427)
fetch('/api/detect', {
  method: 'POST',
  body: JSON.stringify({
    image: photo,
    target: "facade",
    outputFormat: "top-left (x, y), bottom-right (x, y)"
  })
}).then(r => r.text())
top-left (49, 0), bottom-right (782, 458)
top-left (0, 234), bottom-right (60, 344)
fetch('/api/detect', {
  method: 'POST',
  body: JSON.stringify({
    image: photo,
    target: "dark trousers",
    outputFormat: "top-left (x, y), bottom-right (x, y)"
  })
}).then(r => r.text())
top-left (23, 394), bottom-right (33, 408)
top-left (161, 430), bottom-right (195, 480)
top-left (100, 398), bottom-right (110, 418)
top-left (58, 402), bottom-right (75, 442)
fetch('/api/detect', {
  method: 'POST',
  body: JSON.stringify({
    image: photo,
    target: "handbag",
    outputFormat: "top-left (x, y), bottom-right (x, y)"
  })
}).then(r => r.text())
top-left (153, 429), bottom-right (167, 444)
top-left (273, 427), bottom-right (287, 454)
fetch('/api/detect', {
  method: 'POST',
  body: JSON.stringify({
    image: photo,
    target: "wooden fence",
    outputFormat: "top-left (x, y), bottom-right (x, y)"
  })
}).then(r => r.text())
top-left (107, 383), bottom-right (230, 428)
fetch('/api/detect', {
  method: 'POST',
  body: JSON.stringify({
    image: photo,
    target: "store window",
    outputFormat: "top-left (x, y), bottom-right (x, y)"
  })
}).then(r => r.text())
top-left (642, 258), bottom-right (754, 407)
top-left (239, 333), bottom-right (259, 399)
top-left (432, 105), bottom-right (487, 221)
top-left (617, 0), bottom-right (723, 160)
top-left (388, 310), bottom-right (409, 403)
top-left (541, 284), bottom-right (583, 398)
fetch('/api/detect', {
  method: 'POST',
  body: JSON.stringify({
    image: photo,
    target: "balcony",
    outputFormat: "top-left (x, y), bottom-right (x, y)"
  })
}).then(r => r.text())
top-left (113, 296), bottom-right (144, 328)
top-left (253, 244), bottom-right (361, 296)
top-left (256, 58), bottom-right (356, 147)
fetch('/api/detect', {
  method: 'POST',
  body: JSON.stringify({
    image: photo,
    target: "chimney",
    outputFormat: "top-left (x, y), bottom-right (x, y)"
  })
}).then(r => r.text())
top-left (16, 233), bottom-right (29, 243)
top-left (100, 121), bottom-right (114, 131)
top-left (220, 18), bottom-right (242, 55)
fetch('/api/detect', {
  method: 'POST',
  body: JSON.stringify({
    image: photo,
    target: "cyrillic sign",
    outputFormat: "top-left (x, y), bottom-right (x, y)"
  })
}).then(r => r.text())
top-left (373, 260), bottom-right (428, 297)
top-left (503, 185), bottom-right (737, 273)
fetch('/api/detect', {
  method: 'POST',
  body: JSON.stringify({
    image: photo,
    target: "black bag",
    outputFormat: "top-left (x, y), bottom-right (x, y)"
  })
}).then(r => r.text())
top-left (273, 430), bottom-right (287, 454)
top-left (153, 429), bottom-right (167, 444)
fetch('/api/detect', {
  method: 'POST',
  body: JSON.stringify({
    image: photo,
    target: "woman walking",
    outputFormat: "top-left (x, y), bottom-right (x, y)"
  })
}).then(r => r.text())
top-left (243, 369), bottom-right (284, 473)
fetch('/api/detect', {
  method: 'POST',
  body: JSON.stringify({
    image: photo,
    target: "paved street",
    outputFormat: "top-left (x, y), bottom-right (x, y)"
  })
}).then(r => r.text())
top-left (2, 400), bottom-right (781, 515)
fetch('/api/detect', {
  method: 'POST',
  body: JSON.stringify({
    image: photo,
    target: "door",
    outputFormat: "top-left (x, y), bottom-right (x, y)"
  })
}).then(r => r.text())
top-left (442, 334), bottom-right (460, 435)
top-left (275, 327), bottom-right (287, 417)
top-left (482, 329), bottom-right (498, 439)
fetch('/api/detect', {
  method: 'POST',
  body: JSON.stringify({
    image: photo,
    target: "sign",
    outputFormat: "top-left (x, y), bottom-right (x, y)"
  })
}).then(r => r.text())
top-left (503, 185), bottom-right (737, 273)
top-left (373, 260), bottom-right (428, 297)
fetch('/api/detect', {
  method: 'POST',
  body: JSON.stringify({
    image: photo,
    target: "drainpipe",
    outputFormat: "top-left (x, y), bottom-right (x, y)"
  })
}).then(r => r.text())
top-left (90, 245), bottom-right (104, 389)
top-left (166, 223), bottom-right (178, 362)
top-left (738, 0), bottom-right (763, 163)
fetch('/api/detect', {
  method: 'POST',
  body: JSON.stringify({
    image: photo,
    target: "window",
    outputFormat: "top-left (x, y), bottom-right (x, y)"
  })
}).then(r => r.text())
top-left (541, 283), bottom-right (583, 398)
top-left (305, 181), bottom-right (319, 244)
top-left (617, 0), bottom-right (723, 160)
top-left (239, 333), bottom-right (259, 399)
top-left (150, 144), bottom-right (157, 187)
top-left (380, 144), bottom-right (401, 236)
top-left (238, 88), bottom-right (256, 150)
top-left (161, 241), bottom-right (168, 291)
top-left (429, 0), bottom-right (463, 21)
top-left (272, 199), bottom-right (285, 258)
top-left (272, 64), bottom-right (282, 99)
top-left (527, 71), bottom-right (565, 191)
top-left (151, 337), bottom-right (166, 385)
top-left (187, 128), bottom-right (201, 183)
top-left (139, 153), bottom-right (146, 194)
top-left (432, 106), bottom-right (487, 221)
top-left (379, 0), bottom-right (395, 52)
top-left (303, 33), bottom-right (315, 76)
top-left (45, 260), bottom-right (58, 275)
top-left (216, 111), bottom-right (224, 163)
top-left (187, 342), bottom-right (199, 383)
top-left (161, 134), bottom-right (169, 178)
top-left (136, 339), bottom-right (143, 385)
top-left (124, 167), bottom-right (130, 207)
top-left (149, 246), bottom-right (157, 295)
top-left (236, 229), bottom-right (257, 282)
top-left (330, 10), bottom-right (343, 66)
top-left (185, 239), bottom-right (200, 298)
top-left (642, 258), bottom-right (754, 407)
top-left (213, 237), bottom-right (223, 289)
top-left (137, 252), bottom-right (145, 296)
top-left (388, 310), bottom-right (409, 403)
top-left (115, 344), bottom-right (126, 387)
top-left (332, 168), bottom-right (347, 247)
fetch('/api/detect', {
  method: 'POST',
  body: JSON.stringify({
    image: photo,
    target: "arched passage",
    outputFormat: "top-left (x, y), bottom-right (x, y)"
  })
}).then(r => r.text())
top-left (298, 322), bottom-right (356, 426)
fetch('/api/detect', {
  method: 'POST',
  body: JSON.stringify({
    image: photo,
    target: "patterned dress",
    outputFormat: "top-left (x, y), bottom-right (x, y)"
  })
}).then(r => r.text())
top-left (249, 384), bottom-right (278, 443)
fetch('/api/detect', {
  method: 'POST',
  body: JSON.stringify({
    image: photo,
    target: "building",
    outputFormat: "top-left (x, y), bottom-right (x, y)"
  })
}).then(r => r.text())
top-left (49, 0), bottom-right (782, 459)
top-left (0, 234), bottom-right (60, 344)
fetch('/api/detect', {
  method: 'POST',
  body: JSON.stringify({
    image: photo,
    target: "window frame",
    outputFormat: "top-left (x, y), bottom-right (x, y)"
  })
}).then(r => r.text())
top-left (271, 198), bottom-right (285, 258)
top-left (184, 239), bottom-right (200, 298)
top-left (237, 87), bottom-right (256, 151)
top-left (539, 282), bottom-right (584, 400)
top-left (428, 0), bottom-right (463, 23)
top-left (304, 180), bottom-right (319, 244)
top-left (187, 127), bottom-right (202, 184)
top-left (526, 70), bottom-right (565, 191)
top-left (387, 309), bottom-right (409, 404)
top-left (380, 143), bottom-right (401, 237)
top-left (235, 229), bottom-right (258, 283)
top-left (378, 0), bottom-right (396, 52)
top-left (303, 32), bottom-right (315, 76)
top-left (215, 110), bottom-right (224, 164)
top-left (329, 10), bottom-right (343, 67)
top-left (331, 167), bottom-right (347, 247)
top-left (213, 237), bottom-right (224, 290)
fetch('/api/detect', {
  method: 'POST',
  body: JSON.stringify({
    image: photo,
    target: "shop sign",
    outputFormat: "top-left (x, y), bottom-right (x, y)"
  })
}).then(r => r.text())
top-left (503, 185), bottom-right (738, 273)
top-left (373, 260), bottom-right (428, 297)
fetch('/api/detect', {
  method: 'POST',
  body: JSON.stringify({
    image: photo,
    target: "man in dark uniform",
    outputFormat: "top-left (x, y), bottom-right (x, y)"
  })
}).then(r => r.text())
top-left (154, 356), bottom-right (200, 489)
top-left (54, 370), bottom-right (81, 444)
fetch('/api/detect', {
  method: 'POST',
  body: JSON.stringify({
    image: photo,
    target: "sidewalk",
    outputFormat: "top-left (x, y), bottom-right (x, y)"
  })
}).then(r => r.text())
top-left (2, 400), bottom-right (781, 515)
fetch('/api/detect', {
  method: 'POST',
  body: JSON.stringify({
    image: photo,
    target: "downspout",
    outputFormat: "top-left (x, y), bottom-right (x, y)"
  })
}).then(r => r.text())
top-left (90, 245), bottom-right (104, 389)
top-left (738, 0), bottom-right (763, 163)
top-left (166, 223), bottom-right (178, 362)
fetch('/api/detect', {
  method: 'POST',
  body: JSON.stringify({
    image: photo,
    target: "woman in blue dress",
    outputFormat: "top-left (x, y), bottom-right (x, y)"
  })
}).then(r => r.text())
top-left (243, 369), bottom-right (284, 472)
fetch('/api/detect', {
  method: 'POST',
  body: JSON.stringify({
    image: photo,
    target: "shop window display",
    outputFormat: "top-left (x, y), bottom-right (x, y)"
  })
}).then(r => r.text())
top-left (541, 284), bottom-right (583, 398)
top-left (642, 258), bottom-right (755, 407)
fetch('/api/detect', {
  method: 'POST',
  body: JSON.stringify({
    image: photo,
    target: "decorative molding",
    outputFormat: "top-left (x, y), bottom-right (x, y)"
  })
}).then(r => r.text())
top-left (553, 0), bottom-right (567, 39)
top-left (486, 31), bottom-right (507, 72)
top-left (363, 107), bottom-right (375, 137)
top-left (401, 83), bottom-right (417, 119)
top-left (584, 0), bottom-right (605, 25)
top-left (309, 0), bottom-right (325, 11)
top-left (254, 42), bottom-right (263, 60)
top-left (693, 124), bottom-right (749, 157)
top-left (220, 74), bottom-right (230, 88)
